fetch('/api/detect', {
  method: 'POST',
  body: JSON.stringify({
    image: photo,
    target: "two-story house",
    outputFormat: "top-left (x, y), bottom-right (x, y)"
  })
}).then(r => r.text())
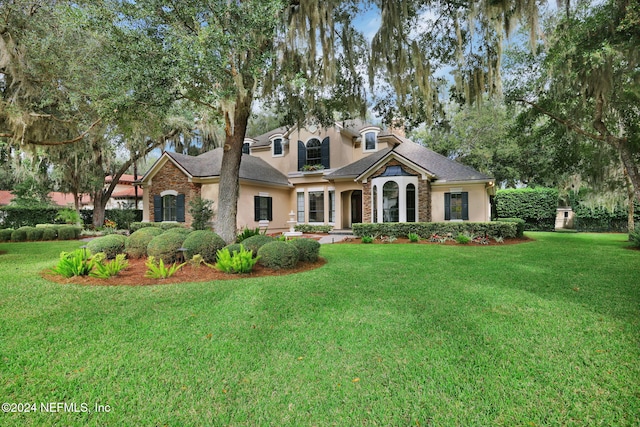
top-left (139, 120), bottom-right (495, 232)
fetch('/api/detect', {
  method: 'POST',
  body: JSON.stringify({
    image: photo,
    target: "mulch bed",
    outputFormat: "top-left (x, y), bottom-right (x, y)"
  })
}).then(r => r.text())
top-left (42, 257), bottom-right (327, 287)
top-left (40, 236), bottom-right (534, 287)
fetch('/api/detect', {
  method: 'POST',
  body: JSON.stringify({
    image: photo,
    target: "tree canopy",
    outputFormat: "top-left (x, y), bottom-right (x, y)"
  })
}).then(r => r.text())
top-left (3, 0), bottom-right (636, 237)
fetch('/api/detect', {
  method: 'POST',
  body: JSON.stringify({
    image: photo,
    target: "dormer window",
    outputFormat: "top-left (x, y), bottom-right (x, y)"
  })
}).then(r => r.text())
top-left (364, 131), bottom-right (378, 152)
top-left (242, 143), bottom-right (250, 154)
top-left (272, 137), bottom-right (283, 157)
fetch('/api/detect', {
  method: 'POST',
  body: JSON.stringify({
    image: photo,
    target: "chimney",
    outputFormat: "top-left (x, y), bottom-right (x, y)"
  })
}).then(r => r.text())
top-left (390, 118), bottom-right (406, 138)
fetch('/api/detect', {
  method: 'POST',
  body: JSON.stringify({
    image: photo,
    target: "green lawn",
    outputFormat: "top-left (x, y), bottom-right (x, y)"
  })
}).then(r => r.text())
top-left (1, 233), bottom-right (638, 426)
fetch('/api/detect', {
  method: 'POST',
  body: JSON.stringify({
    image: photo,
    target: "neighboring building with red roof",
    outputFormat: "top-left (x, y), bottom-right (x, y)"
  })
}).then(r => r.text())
top-left (0, 190), bottom-right (91, 208)
top-left (0, 174), bottom-right (140, 210)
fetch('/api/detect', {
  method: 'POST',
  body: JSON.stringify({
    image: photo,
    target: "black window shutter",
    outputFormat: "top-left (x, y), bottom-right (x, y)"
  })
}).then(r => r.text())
top-left (176, 194), bottom-right (185, 222)
top-left (444, 193), bottom-right (451, 221)
top-left (298, 141), bottom-right (306, 171)
top-left (154, 195), bottom-right (162, 222)
top-left (267, 197), bottom-right (273, 221)
top-left (321, 137), bottom-right (330, 169)
top-left (254, 196), bottom-right (260, 221)
top-left (462, 192), bottom-right (469, 220)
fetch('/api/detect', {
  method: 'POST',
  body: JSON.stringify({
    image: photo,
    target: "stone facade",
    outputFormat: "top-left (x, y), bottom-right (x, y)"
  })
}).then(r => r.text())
top-left (361, 159), bottom-right (431, 223)
top-left (149, 160), bottom-right (201, 225)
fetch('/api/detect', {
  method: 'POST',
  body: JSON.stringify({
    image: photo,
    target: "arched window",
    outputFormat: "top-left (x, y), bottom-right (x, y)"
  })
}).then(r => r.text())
top-left (306, 138), bottom-right (321, 166)
top-left (383, 181), bottom-right (399, 222)
top-left (406, 184), bottom-right (416, 222)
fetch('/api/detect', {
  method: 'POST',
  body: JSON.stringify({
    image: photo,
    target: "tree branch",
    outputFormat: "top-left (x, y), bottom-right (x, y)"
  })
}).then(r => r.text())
top-left (19, 118), bottom-right (103, 146)
top-left (516, 98), bottom-right (607, 143)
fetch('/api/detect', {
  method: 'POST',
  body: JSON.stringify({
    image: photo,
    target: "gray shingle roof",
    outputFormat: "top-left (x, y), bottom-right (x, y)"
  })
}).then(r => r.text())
top-left (325, 141), bottom-right (492, 182)
top-left (324, 148), bottom-right (392, 179)
top-left (165, 148), bottom-right (290, 187)
top-left (247, 126), bottom-right (290, 148)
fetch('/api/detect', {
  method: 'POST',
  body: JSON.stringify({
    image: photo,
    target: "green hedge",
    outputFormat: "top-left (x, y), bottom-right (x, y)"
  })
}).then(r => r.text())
top-left (58, 226), bottom-right (82, 240)
top-left (0, 229), bottom-right (14, 242)
top-left (0, 207), bottom-right (141, 230)
top-left (495, 188), bottom-right (558, 231)
top-left (496, 218), bottom-right (526, 238)
top-left (1, 207), bottom-right (60, 229)
top-left (573, 204), bottom-right (640, 232)
top-left (294, 224), bottom-right (333, 234)
top-left (1, 225), bottom-right (80, 241)
top-left (130, 222), bottom-right (186, 232)
top-left (352, 222), bottom-right (518, 239)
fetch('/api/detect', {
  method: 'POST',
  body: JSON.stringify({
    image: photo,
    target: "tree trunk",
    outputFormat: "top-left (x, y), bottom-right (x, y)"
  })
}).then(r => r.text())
top-left (92, 190), bottom-right (108, 229)
top-left (617, 138), bottom-right (640, 204)
top-left (216, 93), bottom-right (253, 244)
top-left (625, 169), bottom-right (635, 235)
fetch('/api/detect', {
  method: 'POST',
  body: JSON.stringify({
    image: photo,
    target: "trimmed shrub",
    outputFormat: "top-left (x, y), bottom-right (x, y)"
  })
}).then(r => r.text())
top-left (11, 227), bottom-right (29, 242)
top-left (147, 232), bottom-right (188, 264)
top-left (290, 238), bottom-right (321, 262)
top-left (162, 227), bottom-right (192, 237)
top-left (0, 229), bottom-right (14, 242)
top-left (496, 218), bottom-right (525, 238)
top-left (222, 243), bottom-right (243, 257)
top-left (294, 224), bottom-right (333, 234)
top-left (125, 227), bottom-right (164, 258)
top-left (87, 234), bottom-right (127, 259)
top-left (42, 227), bottom-right (58, 241)
top-left (258, 241), bottom-right (300, 270)
top-left (25, 227), bottom-right (44, 241)
top-left (130, 222), bottom-right (185, 232)
top-left (240, 235), bottom-right (276, 255)
top-left (182, 230), bottom-right (226, 263)
top-left (58, 225), bottom-right (82, 240)
top-left (130, 222), bottom-right (158, 232)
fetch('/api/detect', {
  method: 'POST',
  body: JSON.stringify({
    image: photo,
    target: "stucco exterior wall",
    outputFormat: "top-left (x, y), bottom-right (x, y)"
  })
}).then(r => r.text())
top-left (431, 182), bottom-right (491, 222)
top-left (237, 183), bottom-right (291, 232)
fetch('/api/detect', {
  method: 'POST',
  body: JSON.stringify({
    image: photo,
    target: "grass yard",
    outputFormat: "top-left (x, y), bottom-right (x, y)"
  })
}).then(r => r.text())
top-left (0, 233), bottom-right (638, 426)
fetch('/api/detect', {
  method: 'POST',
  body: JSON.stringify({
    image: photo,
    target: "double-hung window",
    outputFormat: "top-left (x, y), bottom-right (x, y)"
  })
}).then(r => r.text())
top-left (254, 196), bottom-right (273, 221)
top-left (445, 192), bottom-right (469, 221)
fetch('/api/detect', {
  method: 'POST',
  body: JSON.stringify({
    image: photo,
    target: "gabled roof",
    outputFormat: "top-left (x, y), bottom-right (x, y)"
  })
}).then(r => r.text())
top-left (246, 126), bottom-right (290, 148)
top-left (325, 140), bottom-right (492, 183)
top-left (142, 148), bottom-right (290, 187)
